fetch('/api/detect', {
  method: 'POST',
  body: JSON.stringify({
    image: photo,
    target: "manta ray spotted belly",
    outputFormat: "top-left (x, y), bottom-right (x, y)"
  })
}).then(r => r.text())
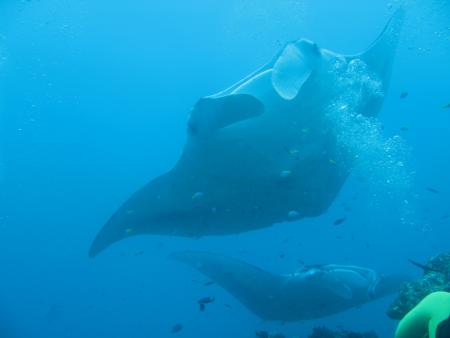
top-left (90, 10), bottom-right (404, 257)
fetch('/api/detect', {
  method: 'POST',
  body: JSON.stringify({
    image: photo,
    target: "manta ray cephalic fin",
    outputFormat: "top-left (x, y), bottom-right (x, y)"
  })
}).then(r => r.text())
top-left (187, 94), bottom-right (264, 136)
top-left (272, 39), bottom-right (321, 100)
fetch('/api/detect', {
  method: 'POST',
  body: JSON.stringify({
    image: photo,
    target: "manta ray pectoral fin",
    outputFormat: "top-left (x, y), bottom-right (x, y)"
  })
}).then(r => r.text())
top-left (271, 39), bottom-right (320, 100)
top-left (357, 8), bottom-right (405, 85)
top-left (187, 94), bottom-right (264, 136)
top-left (89, 171), bottom-right (176, 257)
top-left (344, 8), bottom-right (405, 117)
top-left (170, 251), bottom-right (286, 320)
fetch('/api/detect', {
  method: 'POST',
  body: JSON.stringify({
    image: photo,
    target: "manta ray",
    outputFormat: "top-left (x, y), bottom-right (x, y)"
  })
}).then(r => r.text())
top-left (171, 251), bottom-right (410, 321)
top-left (90, 10), bottom-right (404, 257)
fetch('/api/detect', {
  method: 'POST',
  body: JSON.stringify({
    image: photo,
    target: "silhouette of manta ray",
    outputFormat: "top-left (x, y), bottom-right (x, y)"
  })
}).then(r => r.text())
top-left (90, 9), bottom-right (404, 257)
top-left (171, 251), bottom-right (410, 321)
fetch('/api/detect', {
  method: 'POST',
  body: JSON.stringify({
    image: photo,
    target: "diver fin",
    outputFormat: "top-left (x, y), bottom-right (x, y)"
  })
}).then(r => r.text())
top-left (187, 94), bottom-right (264, 136)
top-left (272, 39), bottom-right (320, 100)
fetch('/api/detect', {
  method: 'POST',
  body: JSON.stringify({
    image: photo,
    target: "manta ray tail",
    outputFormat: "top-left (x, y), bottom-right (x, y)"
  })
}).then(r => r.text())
top-left (170, 251), bottom-right (285, 320)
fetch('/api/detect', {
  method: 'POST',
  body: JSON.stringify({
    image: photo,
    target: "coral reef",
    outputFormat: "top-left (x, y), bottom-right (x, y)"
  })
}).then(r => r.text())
top-left (387, 252), bottom-right (450, 319)
top-left (307, 327), bottom-right (378, 338)
top-left (255, 327), bottom-right (378, 338)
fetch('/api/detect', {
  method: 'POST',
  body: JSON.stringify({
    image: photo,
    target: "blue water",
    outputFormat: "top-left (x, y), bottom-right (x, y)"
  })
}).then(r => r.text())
top-left (0, 0), bottom-right (449, 337)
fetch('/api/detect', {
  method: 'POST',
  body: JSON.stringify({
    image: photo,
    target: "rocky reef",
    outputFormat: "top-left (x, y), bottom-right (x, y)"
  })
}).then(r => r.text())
top-left (307, 327), bottom-right (378, 338)
top-left (387, 251), bottom-right (450, 320)
top-left (255, 327), bottom-right (378, 338)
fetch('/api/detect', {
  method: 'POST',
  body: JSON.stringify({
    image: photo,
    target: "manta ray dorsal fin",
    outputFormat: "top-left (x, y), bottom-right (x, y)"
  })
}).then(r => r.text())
top-left (187, 94), bottom-right (264, 136)
top-left (272, 39), bottom-right (320, 100)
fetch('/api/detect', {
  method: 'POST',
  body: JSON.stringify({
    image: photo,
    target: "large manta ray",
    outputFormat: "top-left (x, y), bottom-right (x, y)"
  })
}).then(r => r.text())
top-left (171, 251), bottom-right (410, 321)
top-left (90, 10), bottom-right (404, 257)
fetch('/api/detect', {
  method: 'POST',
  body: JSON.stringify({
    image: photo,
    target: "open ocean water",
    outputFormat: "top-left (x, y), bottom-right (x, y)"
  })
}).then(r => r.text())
top-left (0, 0), bottom-right (449, 337)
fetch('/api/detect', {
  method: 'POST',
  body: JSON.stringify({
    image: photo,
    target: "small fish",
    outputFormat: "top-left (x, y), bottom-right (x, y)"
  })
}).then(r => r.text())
top-left (329, 159), bottom-right (337, 165)
top-left (198, 296), bottom-right (215, 304)
top-left (442, 103), bottom-right (450, 109)
top-left (224, 304), bottom-right (232, 309)
top-left (400, 92), bottom-right (408, 99)
top-left (400, 126), bottom-right (409, 132)
top-left (426, 187), bottom-right (439, 194)
top-left (301, 128), bottom-right (310, 133)
top-left (287, 210), bottom-right (301, 219)
top-left (333, 217), bottom-right (347, 226)
top-left (192, 191), bottom-right (204, 199)
top-left (171, 324), bottom-right (183, 333)
top-left (198, 296), bottom-right (215, 310)
top-left (125, 228), bottom-right (134, 234)
top-left (283, 146), bottom-right (299, 156)
top-left (279, 170), bottom-right (292, 178)
top-left (203, 281), bottom-right (215, 286)
top-left (279, 253), bottom-right (285, 259)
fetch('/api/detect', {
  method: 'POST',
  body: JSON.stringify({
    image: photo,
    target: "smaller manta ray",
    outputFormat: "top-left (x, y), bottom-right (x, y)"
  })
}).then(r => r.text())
top-left (170, 251), bottom-right (411, 321)
top-left (90, 9), bottom-right (405, 257)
